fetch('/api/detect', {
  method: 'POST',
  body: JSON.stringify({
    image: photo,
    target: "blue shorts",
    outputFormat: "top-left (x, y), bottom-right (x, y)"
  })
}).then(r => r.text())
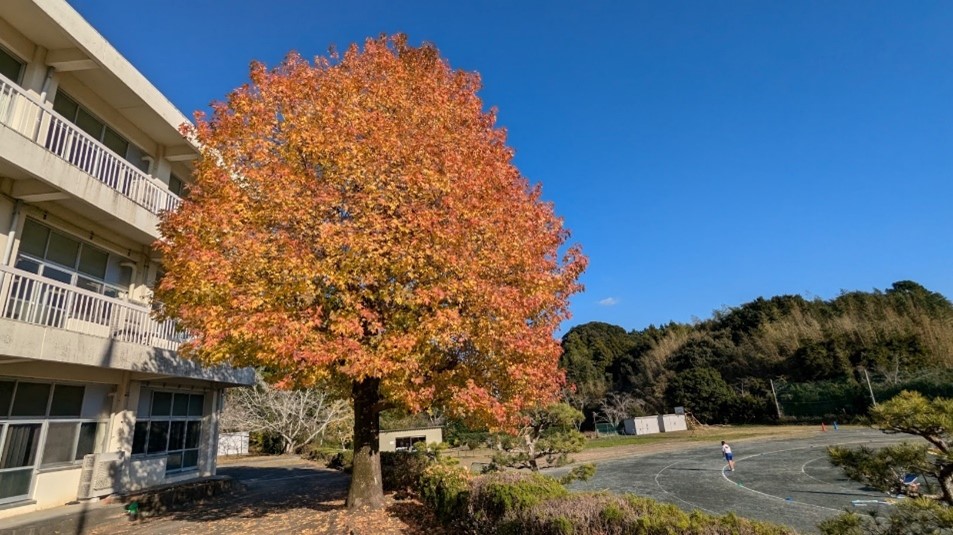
top-left (725, 453), bottom-right (733, 461)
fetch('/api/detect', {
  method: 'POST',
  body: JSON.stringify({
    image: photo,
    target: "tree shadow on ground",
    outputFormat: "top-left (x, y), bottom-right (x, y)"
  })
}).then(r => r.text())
top-left (96, 460), bottom-right (450, 534)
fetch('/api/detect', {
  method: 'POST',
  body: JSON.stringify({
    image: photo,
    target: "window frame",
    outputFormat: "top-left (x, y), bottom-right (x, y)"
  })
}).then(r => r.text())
top-left (132, 390), bottom-right (205, 475)
top-left (15, 218), bottom-right (130, 299)
top-left (0, 44), bottom-right (24, 85)
top-left (394, 436), bottom-right (427, 452)
top-left (51, 90), bottom-right (149, 172)
top-left (0, 379), bottom-right (108, 504)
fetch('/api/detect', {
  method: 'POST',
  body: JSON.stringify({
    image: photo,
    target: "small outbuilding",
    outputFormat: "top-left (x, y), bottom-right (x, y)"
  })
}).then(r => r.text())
top-left (622, 416), bottom-right (661, 436)
top-left (379, 426), bottom-right (443, 452)
top-left (658, 414), bottom-right (688, 432)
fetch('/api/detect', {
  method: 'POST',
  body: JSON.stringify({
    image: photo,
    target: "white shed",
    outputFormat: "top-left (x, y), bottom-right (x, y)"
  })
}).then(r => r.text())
top-left (379, 427), bottom-right (443, 452)
top-left (658, 414), bottom-right (688, 432)
top-left (622, 416), bottom-right (661, 435)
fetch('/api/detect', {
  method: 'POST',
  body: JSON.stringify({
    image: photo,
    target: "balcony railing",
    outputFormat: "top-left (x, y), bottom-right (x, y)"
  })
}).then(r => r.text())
top-left (0, 265), bottom-right (184, 351)
top-left (0, 74), bottom-right (181, 216)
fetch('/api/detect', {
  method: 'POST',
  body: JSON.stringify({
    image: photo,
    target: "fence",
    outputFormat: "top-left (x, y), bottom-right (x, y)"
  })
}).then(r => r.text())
top-left (0, 264), bottom-right (184, 350)
top-left (0, 73), bottom-right (180, 216)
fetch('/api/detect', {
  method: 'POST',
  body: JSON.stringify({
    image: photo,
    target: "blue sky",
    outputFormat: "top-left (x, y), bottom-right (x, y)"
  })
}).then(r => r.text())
top-left (69, 1), bottom-right (952, 334)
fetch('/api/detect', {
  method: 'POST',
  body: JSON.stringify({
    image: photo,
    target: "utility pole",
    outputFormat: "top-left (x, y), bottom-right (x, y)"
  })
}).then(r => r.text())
top-left (770, 379), bottom-right (782, 419)
top-left (863, 368), bottom-right (877, 407)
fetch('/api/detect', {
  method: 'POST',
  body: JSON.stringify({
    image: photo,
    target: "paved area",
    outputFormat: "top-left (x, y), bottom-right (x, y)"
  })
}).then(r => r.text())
top-left (87, 456), bottom-right (354, 534)
top-left (561, 428), bottom-right (908, 534)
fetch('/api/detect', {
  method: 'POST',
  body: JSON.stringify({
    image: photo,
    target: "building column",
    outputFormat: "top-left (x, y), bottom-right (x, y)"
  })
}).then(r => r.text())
top-left (106, 372), bottom-right (136, 454)
top-left (198, 388), bottom-right (221, 477)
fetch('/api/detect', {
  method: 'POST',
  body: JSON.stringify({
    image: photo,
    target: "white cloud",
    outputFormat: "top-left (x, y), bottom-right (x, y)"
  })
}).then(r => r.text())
top-left (598, 297), bottom-right (619, 306)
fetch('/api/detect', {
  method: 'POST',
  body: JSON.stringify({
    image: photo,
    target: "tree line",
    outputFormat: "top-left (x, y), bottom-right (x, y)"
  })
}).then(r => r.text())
top-left (560, 281), bottom-right (953, 425)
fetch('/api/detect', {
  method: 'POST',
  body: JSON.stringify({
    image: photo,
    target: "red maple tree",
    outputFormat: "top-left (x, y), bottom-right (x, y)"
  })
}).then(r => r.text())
top-left (156, 35), bottom-right (586, 508)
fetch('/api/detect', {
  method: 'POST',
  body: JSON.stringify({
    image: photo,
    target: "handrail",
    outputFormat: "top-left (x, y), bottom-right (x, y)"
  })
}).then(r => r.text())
top-left (0, 264), bottom-right (184, 350)
top-left (0, 74), bottom-right (181, 216)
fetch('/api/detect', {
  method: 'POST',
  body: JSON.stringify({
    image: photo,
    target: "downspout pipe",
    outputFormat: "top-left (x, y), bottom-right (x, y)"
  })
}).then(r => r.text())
top-left (2, 199), bottom-right (22, 266)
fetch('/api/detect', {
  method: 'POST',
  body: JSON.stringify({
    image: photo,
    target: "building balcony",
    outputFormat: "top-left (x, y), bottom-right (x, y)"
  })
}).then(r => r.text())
top-left (0, 73), bottom-right (181, 220)
top-left (0, 263), bottom-right (182, 351)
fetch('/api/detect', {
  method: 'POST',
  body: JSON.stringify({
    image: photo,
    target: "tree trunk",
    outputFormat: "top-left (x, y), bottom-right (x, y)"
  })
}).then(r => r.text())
top-left (347, 377), bottom-right (384, 510)
top-left (939, 464), bottom-right (953, 505)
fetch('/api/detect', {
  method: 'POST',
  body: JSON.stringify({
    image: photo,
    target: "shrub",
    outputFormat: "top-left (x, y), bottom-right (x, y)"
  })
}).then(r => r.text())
top-left (301, 444), bottom-right (344, 463)
top-left (381, 449), bottom-right (436, 493)
top-left (467, 471), bottom-right (568, 531)
top-left (326, 450), bottom-right (353, 472)
top-left (249, 431), bottom-right (284, 455)
top-left (419, 463), bottom-right (472, 521)
top-left (819, 499), bottom-right (953, 535)
top-left (477, 491), bottom-right (797, 535)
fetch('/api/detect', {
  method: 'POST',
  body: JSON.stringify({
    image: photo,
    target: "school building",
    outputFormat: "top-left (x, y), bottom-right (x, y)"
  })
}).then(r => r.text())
top-left (0, 0), bottom-right (253, 519)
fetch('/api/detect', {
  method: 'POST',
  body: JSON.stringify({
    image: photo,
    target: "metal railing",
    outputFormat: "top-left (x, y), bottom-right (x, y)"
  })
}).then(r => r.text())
top-left (0, 265), bottom-right (184, 351)
top-left (0, 75), bottom-right (181, 216)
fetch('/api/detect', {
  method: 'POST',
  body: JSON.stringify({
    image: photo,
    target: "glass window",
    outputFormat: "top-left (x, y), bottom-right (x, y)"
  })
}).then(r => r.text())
top-left (49, 385), bottom-right (84, 417)
top-left (131, 421), bottom-right (149, 454)
top-left (13, 257), bottom-right (40, 274)
top-left (75, 422), bottom-right (99, 460)
top-left (46, 232), bottom-right (80, 269)
top-left (133, 390), bottom-right (204, 473)
top-left (0, 381), bottom-right (13, 417)
top-left (136, 389), bottom-right (152, 418)
top-left (169, 421), bottom-right (186, 451)
top-left (78, 246), bottom-right (108, 279)
top-left (41, 265), bottom-right (72, 284)
top-left (151, 392), bottom-right (172, 417)
top-left (76, 276), bottom-right (104, 294)
top-left (0, 424), bottom-right (41, 468)
top-left (18, 220), bottom-right (49, 258)
top-left (395, 436), bottom-right (426, 451)
top-left (166, 452), bottom-right (182, 471)
top-left (101, 128), bottom-right (128, 157)
top-left (53, 92), bottom-right (79, 121)
top-left (11, 383), bottom-right (50, 417)
top-left (41, 422), bottom-right (78, 465)
top-left (187, 395), bottom-right (204, 417)
top-left (185, 421), bottom-right (202, 449)
top-left (172, 394), bottom-right (189, 417)
top-left (0, 47), bottom-right (23, 84)
top-left (0, 468), bottom-right (33, 500)
top-left (169, 175), bottom-right (184, 197)
top-left (75, 107), bottom-right (104, 139)
top-left (147, 421), bottom-right (169, 453)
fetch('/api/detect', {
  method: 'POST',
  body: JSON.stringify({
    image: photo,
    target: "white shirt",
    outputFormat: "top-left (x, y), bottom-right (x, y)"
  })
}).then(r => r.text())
top-left (722, 444), bottom-right (732, 455)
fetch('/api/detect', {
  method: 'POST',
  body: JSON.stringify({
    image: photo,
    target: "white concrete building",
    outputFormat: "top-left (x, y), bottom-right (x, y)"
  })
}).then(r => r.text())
top-left (0, 0), bottom-right (252, 519)
top-left (379, 427), bottom-right (443, 452)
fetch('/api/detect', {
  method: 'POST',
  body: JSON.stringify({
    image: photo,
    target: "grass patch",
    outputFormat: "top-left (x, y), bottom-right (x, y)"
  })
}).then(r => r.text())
top-left (583, 426), bottom-right (818, 450)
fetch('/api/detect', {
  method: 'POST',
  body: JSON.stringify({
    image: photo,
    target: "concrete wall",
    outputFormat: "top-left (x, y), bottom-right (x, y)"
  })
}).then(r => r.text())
top-left (658, 414), bottom-right (688, 432)
top-left (379, 427), bottom-right (443, 452)
top-left (0, 319), bottom-right (253, 384)
top-left (218, 432), bottom-right (249, 456)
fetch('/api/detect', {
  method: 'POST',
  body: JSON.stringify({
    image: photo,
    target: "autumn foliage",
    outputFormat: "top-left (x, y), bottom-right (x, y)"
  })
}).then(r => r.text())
top-left (156, 34), bottom-right (585, 506)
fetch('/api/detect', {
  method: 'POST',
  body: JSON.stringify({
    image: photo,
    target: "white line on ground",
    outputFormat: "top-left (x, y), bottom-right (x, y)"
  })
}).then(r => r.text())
top-left (718, 439), bottom-right (903, 512)
top-left (654, 459), bottom-right (721, 515)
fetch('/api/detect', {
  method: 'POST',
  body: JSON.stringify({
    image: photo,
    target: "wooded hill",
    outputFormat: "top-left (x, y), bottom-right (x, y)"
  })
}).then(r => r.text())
top-left (560, 281), bottom-right (953, 424)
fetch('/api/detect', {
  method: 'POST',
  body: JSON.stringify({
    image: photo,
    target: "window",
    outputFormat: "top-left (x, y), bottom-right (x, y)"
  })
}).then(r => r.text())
top-left (168, 174), bottom-right (186, 197)
top-left (0, 380), bottom-right (106, 503)
top-left (0, 46), bottom-right (23, 84)
top-left (51, 91), bottom-right (149, 172)
top-left (132, 390), bottom-right (204, 474)
top-left (15, 218), bottom-right (128, 300)
top-left (395, 436), bottom-right (427, 452)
